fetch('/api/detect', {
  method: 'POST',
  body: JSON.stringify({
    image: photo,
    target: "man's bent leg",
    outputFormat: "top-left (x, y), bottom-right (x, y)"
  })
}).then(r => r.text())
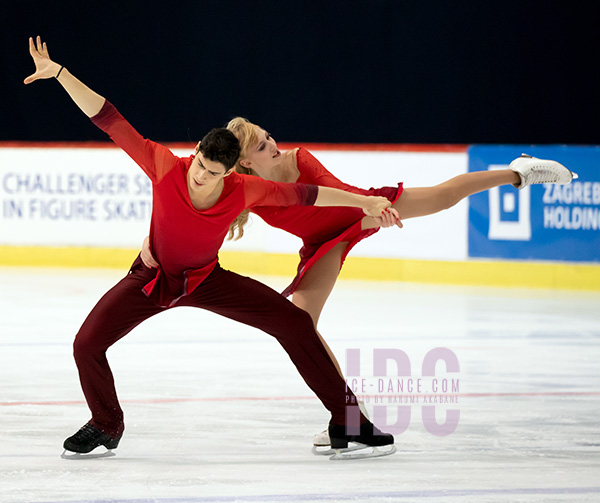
top-left (72, 258), bottom-right (164, 437)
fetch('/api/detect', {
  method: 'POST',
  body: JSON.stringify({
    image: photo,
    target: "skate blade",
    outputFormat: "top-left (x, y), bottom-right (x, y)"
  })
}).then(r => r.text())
top-left (61, 449), bottom-right (116, 460)
top-left (312, 442), bottom-right (368, 456)
top-left (329, 443), bottom-right (397, 460)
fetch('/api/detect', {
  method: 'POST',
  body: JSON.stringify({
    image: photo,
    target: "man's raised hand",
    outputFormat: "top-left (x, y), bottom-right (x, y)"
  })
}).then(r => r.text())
top-left (24, 36), bottom-right (62, 85)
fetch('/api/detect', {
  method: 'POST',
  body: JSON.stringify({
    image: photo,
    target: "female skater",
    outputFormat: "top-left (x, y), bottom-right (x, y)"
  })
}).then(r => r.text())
top-left (24, 36), bottom-right (398, 459)
top-left (143, 116), bottom-right (575, 447)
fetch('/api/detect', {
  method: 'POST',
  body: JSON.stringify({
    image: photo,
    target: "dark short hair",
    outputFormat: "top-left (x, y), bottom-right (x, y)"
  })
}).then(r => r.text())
top-left (198, 128), bottom-right (241, 172)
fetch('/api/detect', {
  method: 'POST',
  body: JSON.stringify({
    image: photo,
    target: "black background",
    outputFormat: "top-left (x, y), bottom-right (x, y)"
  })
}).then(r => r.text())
top-left (3, 1), bottom-right (599, 144)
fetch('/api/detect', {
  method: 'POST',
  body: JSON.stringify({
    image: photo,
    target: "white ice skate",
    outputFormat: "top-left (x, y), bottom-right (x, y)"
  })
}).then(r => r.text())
top-left (312, 429), bottom-right (331, 448)
top-left (510, 154), bottom-right (578, 189)
top-left (312, 401), bottom-right (370, 455)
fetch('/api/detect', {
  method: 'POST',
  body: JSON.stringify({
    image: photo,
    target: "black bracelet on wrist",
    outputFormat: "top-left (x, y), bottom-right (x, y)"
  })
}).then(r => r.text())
top-left (55, 65), bottom-right (65, 79)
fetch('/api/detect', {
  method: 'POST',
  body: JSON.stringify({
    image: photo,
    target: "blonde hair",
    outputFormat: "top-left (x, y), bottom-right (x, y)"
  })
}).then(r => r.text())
top-left (226, 117), bottom-right (260, 240)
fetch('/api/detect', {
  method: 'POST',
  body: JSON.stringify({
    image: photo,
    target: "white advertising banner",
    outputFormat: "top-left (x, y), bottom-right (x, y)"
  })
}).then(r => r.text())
top-left (0, 146), bottom-right (468, 260)
top-left (0, 148), bottom-right (152, 247)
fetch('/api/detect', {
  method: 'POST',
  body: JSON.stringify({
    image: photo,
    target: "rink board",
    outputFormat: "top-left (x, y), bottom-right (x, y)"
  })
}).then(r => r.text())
top-left (1, 143), bottom-right (598, 290)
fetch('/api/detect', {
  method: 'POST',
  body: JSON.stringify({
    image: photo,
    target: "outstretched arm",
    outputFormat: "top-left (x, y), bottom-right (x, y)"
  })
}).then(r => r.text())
top-left (315, 186), bottom-right (400, 220)
top-left (24, 36), bottom-right (178, 182)
top-left (24, 36), bottom-right (105, 117)
top-left (245, 177), bottom-right (400, 221)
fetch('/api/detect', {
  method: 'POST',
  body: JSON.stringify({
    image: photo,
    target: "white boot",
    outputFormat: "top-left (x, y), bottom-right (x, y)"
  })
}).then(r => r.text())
top-left (313, 429), bottom-right (330, 447)
top-left (313, 400), bottom-right (371, 447)
top-left (510, 154), bottom-right (578, 189)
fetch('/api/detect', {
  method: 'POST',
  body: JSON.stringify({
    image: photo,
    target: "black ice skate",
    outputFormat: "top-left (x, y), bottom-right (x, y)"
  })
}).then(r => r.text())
top-left (324, 420), bottom-right (396, 460)
top-left (61, 422), bottom-right (121, 459)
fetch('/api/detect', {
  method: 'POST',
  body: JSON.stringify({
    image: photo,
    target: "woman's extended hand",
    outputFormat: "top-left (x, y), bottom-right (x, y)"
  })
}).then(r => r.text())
top-left (141, 236), bottom-right (159, 268)
top-left (24, 36), bottom-right (62, 84)
top-left (373, 207), bottom-right (403, 228)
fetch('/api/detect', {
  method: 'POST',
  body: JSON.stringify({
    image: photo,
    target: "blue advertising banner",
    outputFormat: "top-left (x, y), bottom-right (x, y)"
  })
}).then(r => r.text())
top-left (468, 146), bottom-right (600, 263)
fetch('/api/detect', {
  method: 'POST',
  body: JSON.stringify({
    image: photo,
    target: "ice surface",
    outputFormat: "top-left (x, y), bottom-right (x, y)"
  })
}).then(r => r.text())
top-left (1, 267), bottom-right (599, 503)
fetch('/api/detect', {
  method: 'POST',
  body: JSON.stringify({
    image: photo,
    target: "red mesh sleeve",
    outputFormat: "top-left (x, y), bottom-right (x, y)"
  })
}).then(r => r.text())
top-left (90, 101), bottom-right (178, 183)
top-left (242, 175), bottom-right (318, 208)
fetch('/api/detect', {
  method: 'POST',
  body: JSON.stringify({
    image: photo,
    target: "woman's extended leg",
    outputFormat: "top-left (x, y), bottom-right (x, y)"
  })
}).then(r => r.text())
top-left (361, 156), bottom-right (575, 229)
top-left (393, 169), bottom-right (519, 220)
top-left (358, 170), bottom-right (520, 232)
top-left (291, 242), bottom-right (349, 377)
